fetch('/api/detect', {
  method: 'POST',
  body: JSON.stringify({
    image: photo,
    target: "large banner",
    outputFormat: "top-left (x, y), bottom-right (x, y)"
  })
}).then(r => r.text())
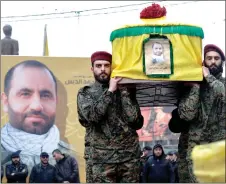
top-left (1, 56), bottom-right (93, 182)
top-left (138, 106), bottom-right (180, 153)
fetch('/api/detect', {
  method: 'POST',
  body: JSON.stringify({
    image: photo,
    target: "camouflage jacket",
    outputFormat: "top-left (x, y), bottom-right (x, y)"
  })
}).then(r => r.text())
top-left (177, 73), bottom-right (225, 182)
top-left (83, 127), bottom-right (92, 162)
top-left (178, 73), bottom-right (225, 154)
top-left (77, 82), bottom-right (144, 164)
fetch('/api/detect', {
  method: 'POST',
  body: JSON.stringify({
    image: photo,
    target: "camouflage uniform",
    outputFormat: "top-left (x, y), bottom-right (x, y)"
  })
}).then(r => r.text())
top-left (178, 73), bottom-right (225, 182)
top-left (77, 82), bottom-right (144, 183)
top-left (84, 127), bottom-right (93, 183)
top-left (177, 131), bottom-right (191, 182)
top-left (85, 160), bottom-right (93, 183)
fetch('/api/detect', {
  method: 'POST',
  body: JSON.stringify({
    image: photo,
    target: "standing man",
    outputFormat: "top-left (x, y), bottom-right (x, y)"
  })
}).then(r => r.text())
top-left (1, 24), bottom-right (19, 55)
top-left (141, 146), bottom-right (153, 163)
top-left (143, 144), bottom-right (175, 183)
top-left (168, 44), bottom-right (225, 182)
top-left (168, 151), bottom-right (179, 183)
top-left (29, 152), bottom-right (56, 183)
top-left (52, 149), bottom-right (80, 183)
top-left (5, 151), bottom-right (28, 183)
top-left (140, 146), bottom-right (152, 182)
top-left (77, 51), bottom-right (144, 183)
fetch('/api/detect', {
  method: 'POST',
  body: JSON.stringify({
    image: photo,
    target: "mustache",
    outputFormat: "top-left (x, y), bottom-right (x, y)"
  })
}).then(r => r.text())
top-left (25, 111), bottom-right (49, 120)
top-left (210, 64), bottom-right (218, 68)
top-left (100, 72), bottom-right (108, 75)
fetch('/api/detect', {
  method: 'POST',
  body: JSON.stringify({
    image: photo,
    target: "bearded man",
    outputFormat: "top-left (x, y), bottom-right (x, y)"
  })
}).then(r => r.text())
top-left (168, 44), bottom-right (225, 182)
top-left (77, 51), bottom-right (144, 183)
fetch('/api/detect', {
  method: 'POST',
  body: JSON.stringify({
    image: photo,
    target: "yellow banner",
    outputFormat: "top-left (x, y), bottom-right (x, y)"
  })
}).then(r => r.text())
top-left (192, 140), bottom-right (226, 183)
top-left (1, 56), bottom-right (93, 183)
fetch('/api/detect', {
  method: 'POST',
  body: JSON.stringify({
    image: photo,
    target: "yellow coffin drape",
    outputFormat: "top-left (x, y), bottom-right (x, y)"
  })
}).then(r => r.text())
top-left (191, 140), bottom-right (225, 183)
top-left (110, 19), bottom-right (204, 81)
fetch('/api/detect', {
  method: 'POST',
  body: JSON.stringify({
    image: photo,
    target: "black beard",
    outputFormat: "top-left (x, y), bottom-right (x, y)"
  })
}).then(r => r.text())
top-left (12, 161), bottom-right (19, 165)
top-left (204, 62), bottom-right (223, 77)
top-left (94, 73), bottom-right (110, 84)
top-left (41, 160), bottom-right (48, 165)
top-left (209, 66), bottom-right (223, 76)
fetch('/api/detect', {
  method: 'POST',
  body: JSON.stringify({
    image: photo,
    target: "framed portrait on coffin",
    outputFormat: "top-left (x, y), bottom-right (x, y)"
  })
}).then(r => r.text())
top-left (143, 35), bottom-right (174, 78)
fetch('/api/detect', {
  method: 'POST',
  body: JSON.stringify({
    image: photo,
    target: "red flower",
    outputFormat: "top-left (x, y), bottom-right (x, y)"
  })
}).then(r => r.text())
top-left (140, 3), bottom-right (167, 19)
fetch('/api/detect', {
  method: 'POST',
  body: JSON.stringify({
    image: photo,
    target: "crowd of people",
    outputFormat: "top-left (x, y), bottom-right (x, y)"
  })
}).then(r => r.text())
top-left (1, 149), bottom-right (80, 183)
top-left (77, 44), bottom-right (225, 183)
top-left (0, 22), bottom-right (225, 183)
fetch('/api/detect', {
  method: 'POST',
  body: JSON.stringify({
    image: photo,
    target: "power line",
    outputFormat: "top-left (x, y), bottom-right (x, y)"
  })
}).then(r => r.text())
top-left (1, 1), bottom-right (206, 23)
top-left (1, 8), bottom-right (140, 23)
top-left (1, 0), bottom-right (198, 20)
top-left (1, 1), bottom-right (160, 19)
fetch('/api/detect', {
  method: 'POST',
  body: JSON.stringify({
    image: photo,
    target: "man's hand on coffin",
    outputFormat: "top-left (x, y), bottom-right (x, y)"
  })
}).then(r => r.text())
top-left (202, 66), bottom-right (210, 78)
top-left (108, 77), bottom-right (122, 92)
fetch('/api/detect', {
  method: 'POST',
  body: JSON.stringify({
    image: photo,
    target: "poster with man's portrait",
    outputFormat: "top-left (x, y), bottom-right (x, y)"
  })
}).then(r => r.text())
top-left (1, 56), bottom-right (93, 182)
top-left (143, 37), bottom-right (172, 77)
top-left (137, 106), bottom-right (180, 153)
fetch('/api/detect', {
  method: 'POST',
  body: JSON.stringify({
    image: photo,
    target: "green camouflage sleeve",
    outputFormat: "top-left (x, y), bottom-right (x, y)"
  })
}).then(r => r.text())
top-left (216, 76), bottom-right (226, 140)
top-left (77, 110), bottom-right (89, 128)
top-left (217, 97), bottom-right (226, 140)
top-left (77, 87), bottom-right (114, 125)
top-left (77, 93), bottom-right (90, 128)
top-left (178, 85), bottom-right (200, 121)
top-left (205, 75), bottom-right (225, 98)
top-left (120, 87), bottom-right (144, 130)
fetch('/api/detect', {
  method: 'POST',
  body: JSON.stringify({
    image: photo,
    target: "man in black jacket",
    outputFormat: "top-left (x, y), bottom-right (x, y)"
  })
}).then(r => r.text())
top-left (29, 152), bottom-right (56, 183)
top-left (141, 146), bottom-right (153, 162)
top-left (5, 150), bottom-right (28, 183)
top-left (168, 151), bottom-right (179, 183)
top-left (52, 149), bottom-right (80, 183)
top-left (140, 146), bottom-right (153, 182)
top-left (143, 144), bottom-right (175, 183)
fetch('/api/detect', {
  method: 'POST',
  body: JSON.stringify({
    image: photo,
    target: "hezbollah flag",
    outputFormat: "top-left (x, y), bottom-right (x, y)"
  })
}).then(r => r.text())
top-left (43, 24), bottom-right (49, 56)
top-left (110, 4), bottom-right (204, 81)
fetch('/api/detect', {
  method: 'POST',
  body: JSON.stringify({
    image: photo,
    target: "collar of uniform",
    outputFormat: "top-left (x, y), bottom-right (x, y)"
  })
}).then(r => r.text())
top-left (93, 81), bottom-right (109, 88)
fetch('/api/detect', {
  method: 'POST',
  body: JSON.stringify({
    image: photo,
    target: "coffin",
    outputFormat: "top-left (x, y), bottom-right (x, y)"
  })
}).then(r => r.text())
top-left (110, 3), bottom-right (204, 106)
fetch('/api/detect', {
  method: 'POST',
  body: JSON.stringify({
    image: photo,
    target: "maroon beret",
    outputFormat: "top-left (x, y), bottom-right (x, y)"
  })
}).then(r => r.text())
top-left (91, 51), bottom-right (112, 63)
top-left (204, 44), bottom-right (225, 61)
